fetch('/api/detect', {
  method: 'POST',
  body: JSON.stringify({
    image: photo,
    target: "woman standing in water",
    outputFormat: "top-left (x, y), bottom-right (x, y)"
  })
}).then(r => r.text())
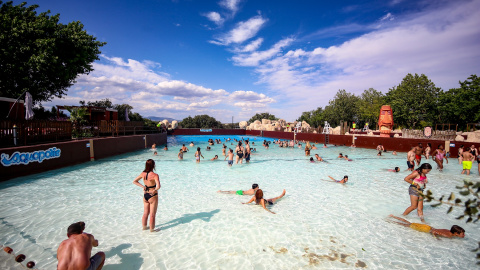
top-left (133, 159), bottom-right (161, 232)
top-left (243, 189), bottom-right (286, 214)
top-left (402, 163), bottom-right (432, 222)
top-left (424, 143), bottom-right (431, 159)
top-left (432, 144), bottom-right (448, 171)
top-left (195, 147), bottom-right (204, 163)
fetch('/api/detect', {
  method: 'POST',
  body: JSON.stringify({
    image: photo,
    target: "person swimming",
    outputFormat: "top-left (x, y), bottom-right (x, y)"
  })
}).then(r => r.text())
top-left (388, 215), bottom-right (465, 238)
top-left (388, 167), bottom-right (400, 172)
top-left (328, 175), bottom-right (348, 183)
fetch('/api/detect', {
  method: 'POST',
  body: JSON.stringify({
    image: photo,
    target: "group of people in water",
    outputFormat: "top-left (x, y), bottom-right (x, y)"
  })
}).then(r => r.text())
top-left (56, 137), bottom-right (475, 270)
top-left (405, 142), bottom-right (480, 175)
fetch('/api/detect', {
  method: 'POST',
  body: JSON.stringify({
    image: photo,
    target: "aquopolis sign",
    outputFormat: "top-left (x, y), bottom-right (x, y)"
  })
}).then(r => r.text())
top-left (1, 147), bottom-right (61, 167)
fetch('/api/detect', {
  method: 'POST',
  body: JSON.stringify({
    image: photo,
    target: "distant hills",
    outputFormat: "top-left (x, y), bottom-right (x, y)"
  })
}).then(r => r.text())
top-left (147, 116), bottom-right (177, 122)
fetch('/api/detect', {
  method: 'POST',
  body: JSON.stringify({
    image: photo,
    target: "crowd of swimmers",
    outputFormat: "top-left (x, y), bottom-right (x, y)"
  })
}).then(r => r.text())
top-left (54, 138), bottom-right (477, 269)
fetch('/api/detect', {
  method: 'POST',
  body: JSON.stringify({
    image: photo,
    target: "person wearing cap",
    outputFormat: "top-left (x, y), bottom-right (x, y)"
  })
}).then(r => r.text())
top-left (328, 175), bottom-right (348, 183)
top-left (57, 221), bottom-right (105, 270)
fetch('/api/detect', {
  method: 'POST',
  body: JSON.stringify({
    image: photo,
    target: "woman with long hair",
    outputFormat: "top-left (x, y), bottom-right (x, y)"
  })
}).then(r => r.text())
top-left (243, 189), bottom-right (286, 214)
top-left (133, 159), bottom-right (161, 232)
top-left (402, 163), bottom-right (432, 222)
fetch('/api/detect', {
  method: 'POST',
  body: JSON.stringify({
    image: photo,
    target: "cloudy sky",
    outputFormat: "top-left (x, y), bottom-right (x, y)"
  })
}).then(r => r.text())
top-left (21, 0), bottom-right (480, 122)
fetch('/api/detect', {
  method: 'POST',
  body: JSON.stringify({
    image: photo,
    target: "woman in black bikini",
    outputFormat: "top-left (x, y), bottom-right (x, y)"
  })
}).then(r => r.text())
top-left (243, 189), bottom-right (286, 214)
top-left (235, 142), bottom-right (244, 164)
top-left (133, 159), bottom-right (161, 232)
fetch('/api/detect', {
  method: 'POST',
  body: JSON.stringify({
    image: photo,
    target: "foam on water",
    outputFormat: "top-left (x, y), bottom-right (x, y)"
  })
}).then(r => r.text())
top-left (0, 135), bottom-right (478, 269)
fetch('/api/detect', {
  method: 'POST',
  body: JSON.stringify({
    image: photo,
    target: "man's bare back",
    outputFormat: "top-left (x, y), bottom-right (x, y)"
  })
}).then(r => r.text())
top-left (462, 151), bottom-right (474, 161)
top-left (57, 222), bottom-right (104, 270)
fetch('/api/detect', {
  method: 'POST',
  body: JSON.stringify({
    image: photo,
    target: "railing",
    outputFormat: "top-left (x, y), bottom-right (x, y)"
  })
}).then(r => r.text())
top-left (0, 120), bottom-right (162, 148)
top-left (0, 120), bottom-right (72, 148)
top-left (94, 120), bottom-right (158, 136)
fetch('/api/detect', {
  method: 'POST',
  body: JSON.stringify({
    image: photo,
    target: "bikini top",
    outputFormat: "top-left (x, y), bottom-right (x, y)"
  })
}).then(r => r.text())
top-left (144, 172), bottom-right (156, 191)
top-left (414, 175), bottom-right (427, 185)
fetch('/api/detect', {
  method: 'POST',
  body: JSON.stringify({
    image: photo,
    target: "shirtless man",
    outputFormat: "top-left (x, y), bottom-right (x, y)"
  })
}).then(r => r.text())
top-left (57, 222), bottom-right (105, 270)
top-left (244, 140), bottom-right (251, 163)
top-left (225, 149), bottom-right (234, 166)
top-left (217, 183), bottom-right (259, 195)
top-left (314, 154), bottom-right (324, 162)
top-left (376, 144), bottom-right (384, 153)
top-left (414, 143), bottom-right (423, 166)
top-left (181, 144), bottom-right (189, 152)
top-left (461, 150), bottom-right (474, 175)
top-left (407, 147), bottom-right (415, 171)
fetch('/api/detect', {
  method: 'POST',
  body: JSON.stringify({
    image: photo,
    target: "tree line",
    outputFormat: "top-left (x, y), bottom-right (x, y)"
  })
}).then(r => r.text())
top-left (298, 73), bottom-right (479, 131)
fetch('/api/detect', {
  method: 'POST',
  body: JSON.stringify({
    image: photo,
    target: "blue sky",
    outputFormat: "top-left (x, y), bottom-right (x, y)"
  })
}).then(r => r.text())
top-left (16, 0), bottom-right (480, 122)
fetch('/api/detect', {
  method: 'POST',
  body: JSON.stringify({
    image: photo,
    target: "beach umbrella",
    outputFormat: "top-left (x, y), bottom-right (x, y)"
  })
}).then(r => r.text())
top-left (25, 92), bottom-right (34, 120)
top-left (125, 108), bottom-right (130, 121)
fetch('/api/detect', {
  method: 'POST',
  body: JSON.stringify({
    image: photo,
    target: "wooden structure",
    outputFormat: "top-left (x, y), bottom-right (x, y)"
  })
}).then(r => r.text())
top-left (1, 97), bottom-right (25, 120)
top-left (56, 105), bottom-right (118, 121)
top-left (0, 120), bottom-right (72, 147)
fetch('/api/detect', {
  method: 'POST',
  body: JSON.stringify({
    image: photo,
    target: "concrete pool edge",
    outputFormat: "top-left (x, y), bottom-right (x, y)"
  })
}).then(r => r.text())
top-left (0, 133), bottom-right (167, 182)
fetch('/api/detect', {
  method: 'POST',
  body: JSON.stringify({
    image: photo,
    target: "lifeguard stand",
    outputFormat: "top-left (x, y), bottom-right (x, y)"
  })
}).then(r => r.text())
top-left (322, 121), bottom-right (331, 144)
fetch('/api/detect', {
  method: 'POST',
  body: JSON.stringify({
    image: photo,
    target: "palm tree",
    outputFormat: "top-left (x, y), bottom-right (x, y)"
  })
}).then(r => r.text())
top-left (66, 106), bottom-right (89, 138)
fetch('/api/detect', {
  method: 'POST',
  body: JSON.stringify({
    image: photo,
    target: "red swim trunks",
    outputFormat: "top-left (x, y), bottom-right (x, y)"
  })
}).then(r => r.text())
top-left (415, 154), bottom-right (421, 161)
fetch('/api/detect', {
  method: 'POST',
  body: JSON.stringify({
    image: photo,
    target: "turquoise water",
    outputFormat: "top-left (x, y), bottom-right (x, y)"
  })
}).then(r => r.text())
top-left (0, 135), bottom-right (478, 269)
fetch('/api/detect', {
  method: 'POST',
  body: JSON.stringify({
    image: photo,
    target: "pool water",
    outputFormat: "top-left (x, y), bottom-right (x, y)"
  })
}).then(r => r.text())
top-left (0, 135), bottom-right (478, 269)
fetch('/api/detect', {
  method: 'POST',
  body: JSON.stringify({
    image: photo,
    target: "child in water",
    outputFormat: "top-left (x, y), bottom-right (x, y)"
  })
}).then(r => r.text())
top-left (328, 175), bottom-right (348, 183)
top-left (388, 215), bottom-right (465, 238)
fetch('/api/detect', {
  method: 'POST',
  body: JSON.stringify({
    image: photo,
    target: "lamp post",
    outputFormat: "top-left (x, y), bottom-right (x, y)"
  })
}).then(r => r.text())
top-left (232, 116), bottom-right (234, 129)
top-left (13, 125), bottom-right (17, 146)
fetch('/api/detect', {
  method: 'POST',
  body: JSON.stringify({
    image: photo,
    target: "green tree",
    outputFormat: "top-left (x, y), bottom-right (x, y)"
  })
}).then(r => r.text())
top-left (248, 112), bottom-right (278, 123)
top-left (113, 103), bottom-right (134, 121)
top-left (322, 89), bottom-right (360, 126)
top-left (385, 73), bottom-right (441, 129)
top-left (180, 115), bottom-right (223, 128)
top-left (0, 1), bottom-right (106, 103)
top-left (66, 106), bottom-right (89, 138)
top-left (80, 98), bottom-right (114, 108)
top-left (438, 75), bottom-right (480, 130)
top-left (358, 88), bottom-right (385, 127)
top-left (297, 107), bottom-right (324, 128)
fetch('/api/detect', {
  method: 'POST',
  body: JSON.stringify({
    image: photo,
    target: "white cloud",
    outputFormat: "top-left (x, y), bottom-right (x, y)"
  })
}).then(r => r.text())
top-left (210, 15), bottom-right (267, 45)
top-left (232, 37), bottom-right (294, 66)
top-left (229, 91), bottom-right (275, 103)
top-left (235, 38), bottom-right (264, 52)
top-left (43, 55), bottom-right (275, 122)
top-left (204, 11), bottom-right (224, 26)
top-left (219, 0), bottom-right (242, 15)
top-left (242, 0), bottom-right (480, 120)
top-left (380, 12), bottom-right (394, 22)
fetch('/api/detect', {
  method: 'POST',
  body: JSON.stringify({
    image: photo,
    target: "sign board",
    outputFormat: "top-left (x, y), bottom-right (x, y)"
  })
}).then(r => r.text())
top-left (86, 143), bottom-right (90, 148)
top-left (1, 147), bottom-right (61, 166)
top-left (450, 143), bottom-right (455, 147)
top-left (423, 126), bottom-right (432, 138)
top-left (200, 129), bottom-right (212, 132)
